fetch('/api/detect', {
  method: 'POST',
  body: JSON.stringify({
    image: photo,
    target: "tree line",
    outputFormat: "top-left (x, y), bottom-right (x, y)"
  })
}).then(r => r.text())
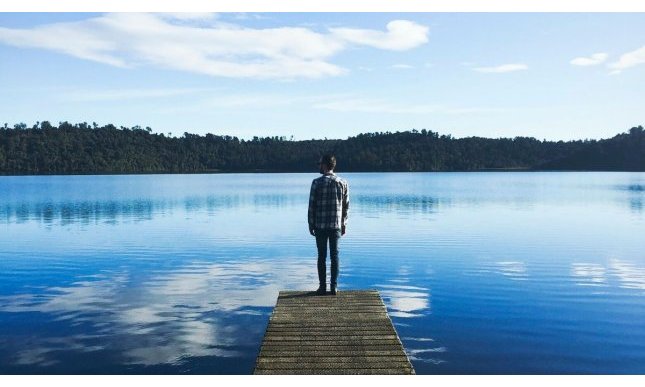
top-left (0, 121), bottom-right (643, 174)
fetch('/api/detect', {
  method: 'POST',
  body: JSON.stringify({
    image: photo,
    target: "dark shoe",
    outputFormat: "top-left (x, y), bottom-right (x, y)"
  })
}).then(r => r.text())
top-left (316, 284), bottom-right (326, 295)
top-left (329, 285), bottom-right (337, 295)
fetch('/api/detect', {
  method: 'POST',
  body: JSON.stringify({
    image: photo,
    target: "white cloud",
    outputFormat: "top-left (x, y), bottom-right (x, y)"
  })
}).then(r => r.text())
top-left (473, 63), bottom-right (528, 73)
top-left (608, 45), bottom-right (645, 74)
top-left (570, 52), bottom-right (608, 66)
top-left (0, 13), bottom-right (429, 79)
top-left (329, 20), bottom-right (429, 51)
top-left (392, 64), bottom-right (414, 69)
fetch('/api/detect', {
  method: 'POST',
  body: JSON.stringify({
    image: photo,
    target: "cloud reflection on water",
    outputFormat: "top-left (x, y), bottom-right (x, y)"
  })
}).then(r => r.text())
top-left (609, 259), bottom-right (645, 291)
top-left (379, 286), bottom-right (430, 318)
top-left (375, 266), bottom-right (431, 318)
top-left (373, 271), bottom-right (441, 366)
top-left (0, 258), bottom-right (316, 370)
top-left (495, 261), bottom-right (528, 281)
top-left (571, 263), bottom-right (607, 287)
top-left (571, 259), bottom-right (645, 292)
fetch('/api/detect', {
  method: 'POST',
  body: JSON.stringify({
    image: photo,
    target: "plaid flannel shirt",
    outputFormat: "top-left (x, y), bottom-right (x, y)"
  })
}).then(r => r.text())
top-left (308, 172), bottom-right (349, 230)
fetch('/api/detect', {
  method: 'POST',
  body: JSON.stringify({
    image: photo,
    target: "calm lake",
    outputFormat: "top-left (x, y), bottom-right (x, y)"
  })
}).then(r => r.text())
top-left (0, 172), bottom-right (644, 374)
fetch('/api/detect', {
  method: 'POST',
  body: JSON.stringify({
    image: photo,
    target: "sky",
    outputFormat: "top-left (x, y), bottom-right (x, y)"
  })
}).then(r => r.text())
top-left (0, 12), bottom-right (644, 141)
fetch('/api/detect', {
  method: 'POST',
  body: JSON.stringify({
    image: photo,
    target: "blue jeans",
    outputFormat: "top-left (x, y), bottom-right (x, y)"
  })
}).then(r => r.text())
top-left (315, 228), bottom-right (341, 286)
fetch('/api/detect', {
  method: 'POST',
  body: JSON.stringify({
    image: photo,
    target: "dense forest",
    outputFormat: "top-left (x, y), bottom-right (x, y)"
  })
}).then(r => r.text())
top-left (0, 121), bottom-right (643, 174)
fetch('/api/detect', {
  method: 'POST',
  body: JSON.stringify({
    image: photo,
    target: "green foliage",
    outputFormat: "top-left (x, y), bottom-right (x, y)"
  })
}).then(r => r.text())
top-left (0, 123), bottom-right (643, 174)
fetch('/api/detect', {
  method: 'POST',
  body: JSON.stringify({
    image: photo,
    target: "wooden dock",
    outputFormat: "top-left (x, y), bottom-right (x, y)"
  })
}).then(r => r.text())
top-left (253, 290), bottom-right (415, 375)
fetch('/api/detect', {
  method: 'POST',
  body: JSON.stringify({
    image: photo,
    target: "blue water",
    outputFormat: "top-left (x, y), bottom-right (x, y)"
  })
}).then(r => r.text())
top-left (0, 172), bottom-right (644, 374)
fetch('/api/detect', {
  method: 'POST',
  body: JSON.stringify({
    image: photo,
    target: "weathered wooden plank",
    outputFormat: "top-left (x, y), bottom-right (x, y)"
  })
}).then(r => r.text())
top-left (278, 299), bottom-right (381, 307)
top-left (270, 315), bottom-right (386, 318)
top-left (256, 358), bottom-right (412, 368)
top-left (272, 310), bottom-right (384, 313)
top-left (261, 342), bottom-right (403, 349)
top-left (265, 329), bottom-right (396, 334)
top-left (259, 343), bottom-right (405, 349)
top-left (264, 333), bottom-right (397, 338)
top-left (279, 293), bottom-right (379, 296)
top-left (274, 303), bottom-right (382, 306)
top-left (273, 308), bottom-right (385, 311)
top-left (253, 290), bottom-right (414, 375)
top-left (276, 300), bottom-right (383, 303)
top-left (258, 349), bottom-right (407, 356)
top-left (263, 327), bottom-right (393, 332)
top-left (269, 315), bottom-right (391, 319)
top-left (265, 326), bottom-right (391, 331)
top-left (273, 307), bottom-right (384, 310)
top-left (264, 333), bottom-right (399, 339)
top-left (266, 324), bottom-right (395, 329)
top-left (258, 354), bottom-right (409, 359)
top-left (255, 361), bottom-right (413, 370)
top-left (267, 322), bottom-right (393, 327)
top-left (260, 343), bottom-right (401, 353)
top-left (255, 369), bottom-right (410, 375)
top-left (266, 321), bottom-right (390, 326)
top-left (276, 302), bottom-right (383, 310)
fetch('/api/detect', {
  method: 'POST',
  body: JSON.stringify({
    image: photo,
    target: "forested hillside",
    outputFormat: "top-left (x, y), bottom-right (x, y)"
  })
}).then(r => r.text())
top-left (1, 122), bottom-right (643, 174)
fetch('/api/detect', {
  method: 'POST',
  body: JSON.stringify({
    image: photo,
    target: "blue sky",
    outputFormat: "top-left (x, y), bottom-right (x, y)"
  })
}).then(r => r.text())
top-left (0, 12), bottom-right (644, 140)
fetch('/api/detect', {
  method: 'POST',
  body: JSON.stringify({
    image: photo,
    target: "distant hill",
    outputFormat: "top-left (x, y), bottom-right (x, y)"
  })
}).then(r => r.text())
top-left (537, 126), bottom-right (645, 171)
top-left (0, 122), bottom-right (643, 174)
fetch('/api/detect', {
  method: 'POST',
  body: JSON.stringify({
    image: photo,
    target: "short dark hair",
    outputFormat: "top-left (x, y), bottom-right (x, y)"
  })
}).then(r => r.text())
top-left (321, 154), bottom-right (337, 171)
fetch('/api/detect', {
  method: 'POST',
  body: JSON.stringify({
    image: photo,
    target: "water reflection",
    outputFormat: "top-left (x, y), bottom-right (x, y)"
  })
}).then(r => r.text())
top-left (252, 194), bottom-right (302, 209)
top-left (1, 172), bottom-right (645, 374)
top-left (183, 195), bottom-right (241, 214)
top-left (405, 347), bottom-right (447, 365)
top-left (0, 196), bottom-right (242, 225)
top-left (495, 261), bottom-right (528, 281)
top-left (0, 193), bottom-right (445, 225)
top-left (571, 263), bottom-right (607, 287)
top-left (0, 258), bottom-right (316, 370)
top-left (356, 194), bottom-right (441, 216)
top-left (13, 334), bottom-right (106, 368)
top-left (629, 196), bottom-right (642, 213)
top-left (375, 267), bottom-right (431, 318)
top-left (400, 336), bottom-right (445, 364)
top-left (379, 285), bottom-right (430, 318)
top-left (570, 260), bottom-right (645, 292)
top-left (624, 184), bottom-right (645, 192)
top-left (615, 182), bottom-right (644, 213)
top-left (374, 268), bottom-right (440, 365)
top-left (609, 259), bottom-right (645, 291)
top-left (627, 183), bottom-right (644, 213)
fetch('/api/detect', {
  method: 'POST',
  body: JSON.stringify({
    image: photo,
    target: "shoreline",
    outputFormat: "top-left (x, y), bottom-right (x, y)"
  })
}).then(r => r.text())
top-left (2, 168), bottom-right (645, 177)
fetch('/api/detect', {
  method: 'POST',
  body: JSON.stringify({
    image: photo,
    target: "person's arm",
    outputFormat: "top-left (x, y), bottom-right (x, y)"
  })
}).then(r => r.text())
top-left (308, 179), bottom-right (317, 236)
top-left (341, 180), bottom-right (349, 235)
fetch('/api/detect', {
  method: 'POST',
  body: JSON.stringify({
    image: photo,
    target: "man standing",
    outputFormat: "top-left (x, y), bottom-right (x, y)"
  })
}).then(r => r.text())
top-left (308, 154), bottom-right (349, 296)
